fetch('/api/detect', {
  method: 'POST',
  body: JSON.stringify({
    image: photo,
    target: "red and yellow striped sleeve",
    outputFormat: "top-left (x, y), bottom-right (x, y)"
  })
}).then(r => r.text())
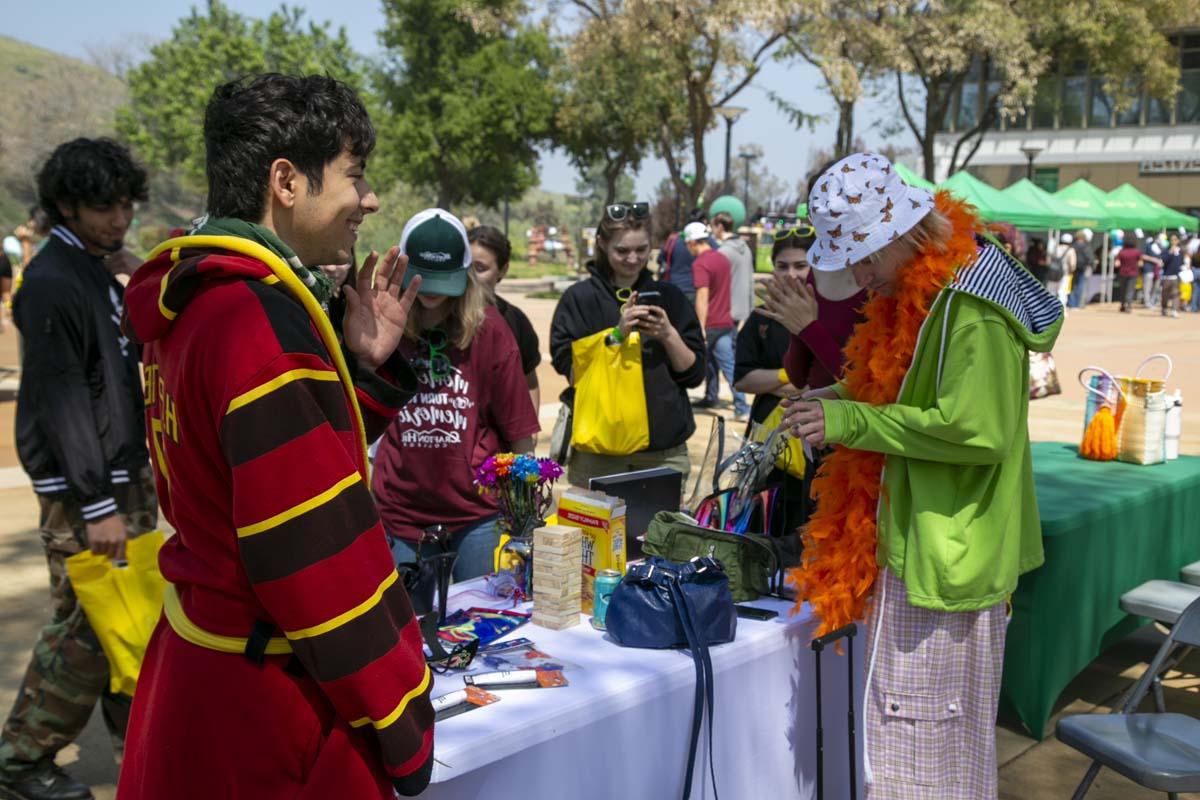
top-left (220, 350), bottom-right (434, 785)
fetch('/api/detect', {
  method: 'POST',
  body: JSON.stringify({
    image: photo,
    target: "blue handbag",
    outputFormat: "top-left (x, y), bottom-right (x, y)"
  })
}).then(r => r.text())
top-left (605, 556), bottom-right (737, 800)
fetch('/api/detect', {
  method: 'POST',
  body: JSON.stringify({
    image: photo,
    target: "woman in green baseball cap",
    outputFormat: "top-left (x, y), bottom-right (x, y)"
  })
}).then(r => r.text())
top-left (373, 209), bottom-right (541, 579)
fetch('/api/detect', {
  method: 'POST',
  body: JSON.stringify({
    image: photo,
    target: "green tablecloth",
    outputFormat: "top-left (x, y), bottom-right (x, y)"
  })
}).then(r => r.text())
top-left (1002, 442), bottom-right (1200, 738)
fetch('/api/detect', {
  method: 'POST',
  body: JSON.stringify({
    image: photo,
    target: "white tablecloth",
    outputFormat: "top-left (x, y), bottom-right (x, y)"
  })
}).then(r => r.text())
top-left (423, 584), bottom-right (865, 800)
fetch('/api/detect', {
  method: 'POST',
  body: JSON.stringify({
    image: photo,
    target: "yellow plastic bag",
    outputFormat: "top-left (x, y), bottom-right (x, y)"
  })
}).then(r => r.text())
top-left (64, 531), bottom-right (168, 696)
top-left (570, 329), bottom-right (650, 455)
top-left (751, 404), bottom-right (806, 479)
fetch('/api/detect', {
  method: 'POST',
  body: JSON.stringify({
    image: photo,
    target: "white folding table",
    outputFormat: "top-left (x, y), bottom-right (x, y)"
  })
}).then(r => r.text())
top-left (422, 586), bottom-right (865, 800)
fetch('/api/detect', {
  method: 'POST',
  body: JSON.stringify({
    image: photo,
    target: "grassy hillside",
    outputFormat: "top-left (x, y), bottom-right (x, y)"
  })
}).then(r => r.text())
top-left (0, 36), bottom-right (127, 229)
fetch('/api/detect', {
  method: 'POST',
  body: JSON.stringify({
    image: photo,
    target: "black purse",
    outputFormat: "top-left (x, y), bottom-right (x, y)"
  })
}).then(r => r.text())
top-left (393, 525), bottom-right (457, 624)
top-left (605, 556), bottom-right (736, 800)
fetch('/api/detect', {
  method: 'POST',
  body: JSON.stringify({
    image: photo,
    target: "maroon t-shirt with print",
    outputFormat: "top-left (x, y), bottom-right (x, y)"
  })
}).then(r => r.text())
top-left (373, 306), bottom-right (541, 541)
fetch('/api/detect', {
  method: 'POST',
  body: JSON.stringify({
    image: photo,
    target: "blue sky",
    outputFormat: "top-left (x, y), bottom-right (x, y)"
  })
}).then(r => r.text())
top-left (7, 0), bottom-right (902, 203)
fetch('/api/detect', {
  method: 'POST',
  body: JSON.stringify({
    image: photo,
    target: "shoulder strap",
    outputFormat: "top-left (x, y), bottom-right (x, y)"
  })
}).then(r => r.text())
top-left (671, 574), bottom-right (720, 800)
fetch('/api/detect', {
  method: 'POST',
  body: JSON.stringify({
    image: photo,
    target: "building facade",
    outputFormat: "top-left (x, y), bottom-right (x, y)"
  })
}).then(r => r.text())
top-left (932, 30), bottom-right (1200, 214)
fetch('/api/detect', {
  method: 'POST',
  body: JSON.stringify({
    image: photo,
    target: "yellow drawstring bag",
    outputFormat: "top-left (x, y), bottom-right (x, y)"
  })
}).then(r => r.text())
top-left (570, 329), bottom-right (650, 456)
top-left (65, 530), bottom-right (168, 696)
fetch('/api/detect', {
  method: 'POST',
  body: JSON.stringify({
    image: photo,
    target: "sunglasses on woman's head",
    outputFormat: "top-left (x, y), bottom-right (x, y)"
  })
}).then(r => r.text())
top-left (605, 202), bottom-right (650, 222)
top-left (774, 224), bottom-right (816, 243)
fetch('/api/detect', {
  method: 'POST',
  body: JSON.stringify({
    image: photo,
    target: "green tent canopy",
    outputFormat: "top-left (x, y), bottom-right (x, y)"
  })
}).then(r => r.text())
top-left (894, 163), bottom-right (937, 191)
top-left (1000, 178), bottom-right (1103, 230)
top-left (1107, 184), bottom-right (1198, 233)
top-left (1101, 184), bottom-right (1166, 231)
top-left (940, 171), bottom-right (1008, 220)
top-left (1054, 180), bottom-right (1116, 232)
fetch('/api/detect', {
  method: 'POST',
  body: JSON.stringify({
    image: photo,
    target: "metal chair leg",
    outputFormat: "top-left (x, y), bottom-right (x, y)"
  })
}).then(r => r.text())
top-left (1153, 675), bottom-right (1167, 713)
top-left (1070, 761), bottom-right (1102, 800)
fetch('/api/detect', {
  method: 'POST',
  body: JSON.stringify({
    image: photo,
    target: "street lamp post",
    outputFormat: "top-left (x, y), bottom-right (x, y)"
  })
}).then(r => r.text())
top-left (712, 105), bottom-right (748, 194)
top-left (1020, 145), bottom-right (1044, 182)
top-left (738, 149), bottom-right (759, 215)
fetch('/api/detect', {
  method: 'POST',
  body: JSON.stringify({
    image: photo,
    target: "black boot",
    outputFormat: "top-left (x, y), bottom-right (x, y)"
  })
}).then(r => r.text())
top-left (0, 763), bottom-right (93, 800)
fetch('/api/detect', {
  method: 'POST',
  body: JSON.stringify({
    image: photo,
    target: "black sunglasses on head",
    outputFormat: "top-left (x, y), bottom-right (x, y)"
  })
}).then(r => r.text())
top-left (605, 202), bottom-right (650, 222)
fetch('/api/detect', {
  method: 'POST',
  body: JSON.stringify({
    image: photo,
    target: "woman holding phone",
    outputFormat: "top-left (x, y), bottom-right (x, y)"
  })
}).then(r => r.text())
top-left (550, 203), bottom-right (706, 487)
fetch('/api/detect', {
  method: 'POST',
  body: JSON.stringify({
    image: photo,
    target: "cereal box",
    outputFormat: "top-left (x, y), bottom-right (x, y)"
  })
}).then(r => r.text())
top-left (556, 488), bottom-right (626, 614)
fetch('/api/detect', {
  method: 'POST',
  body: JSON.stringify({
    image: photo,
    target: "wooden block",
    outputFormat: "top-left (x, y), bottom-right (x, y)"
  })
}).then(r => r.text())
top-left (534, 543), bottom-right (582, 559)
top-left (535, 562), bottom-right (583, 581)
top-left (531, 610), bottom-right (581, 630)
top-left (534, 587), bottom-right (582, 604)
top-left (534, 524), bottom-right (584, 539)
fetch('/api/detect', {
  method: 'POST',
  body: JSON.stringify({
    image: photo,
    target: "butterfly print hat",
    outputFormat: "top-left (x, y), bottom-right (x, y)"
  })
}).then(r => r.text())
top-left (806, 152), bottom-right (935, 272)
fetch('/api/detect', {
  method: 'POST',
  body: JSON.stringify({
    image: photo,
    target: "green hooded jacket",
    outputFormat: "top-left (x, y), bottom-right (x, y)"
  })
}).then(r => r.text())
top-left (820, 241), bottom-right (1064, 612)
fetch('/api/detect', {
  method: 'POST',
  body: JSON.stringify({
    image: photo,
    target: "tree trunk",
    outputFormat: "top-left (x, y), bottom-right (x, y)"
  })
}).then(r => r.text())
top-left (603, 158), bottom-right (624, 206)
top-left (437, 182), bottom-right (454, 211)
top-left (835, 99), bottom-right (855, 159)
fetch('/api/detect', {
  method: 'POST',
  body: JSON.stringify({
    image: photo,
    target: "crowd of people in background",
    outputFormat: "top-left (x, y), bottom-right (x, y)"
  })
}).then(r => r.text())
top-left (1019, 225), bottom-right (1200, 316)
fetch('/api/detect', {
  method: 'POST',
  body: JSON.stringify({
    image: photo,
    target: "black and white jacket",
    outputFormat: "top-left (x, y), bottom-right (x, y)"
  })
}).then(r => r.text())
top-left (550, 263), bottom-right (707, 452)
top-left (14, 226), bottom-right (149, 521)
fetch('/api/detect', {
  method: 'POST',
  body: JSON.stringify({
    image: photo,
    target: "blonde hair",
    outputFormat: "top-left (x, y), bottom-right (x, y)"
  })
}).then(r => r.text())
top-left (406, 268), bottom-right (488, 350)
top-left (857, 208), bottom-right (953, 265)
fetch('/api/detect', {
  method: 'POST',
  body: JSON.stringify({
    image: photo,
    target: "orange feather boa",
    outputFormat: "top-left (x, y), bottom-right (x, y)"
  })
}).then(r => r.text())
top-left (788, 192), bottom-right (982, 637)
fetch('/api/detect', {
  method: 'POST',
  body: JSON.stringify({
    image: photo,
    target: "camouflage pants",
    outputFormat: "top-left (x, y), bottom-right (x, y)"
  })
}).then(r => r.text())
top-left (0, 466), bottom-right (158, 777)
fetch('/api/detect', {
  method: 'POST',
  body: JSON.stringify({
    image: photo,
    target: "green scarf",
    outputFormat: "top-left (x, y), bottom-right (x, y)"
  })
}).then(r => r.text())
top-left (192, 216), bottom-right (334, 308)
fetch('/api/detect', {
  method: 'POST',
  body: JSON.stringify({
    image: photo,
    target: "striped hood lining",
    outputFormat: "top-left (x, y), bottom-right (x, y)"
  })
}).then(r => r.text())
top-left (949, 240), bottom-right (1064, 341)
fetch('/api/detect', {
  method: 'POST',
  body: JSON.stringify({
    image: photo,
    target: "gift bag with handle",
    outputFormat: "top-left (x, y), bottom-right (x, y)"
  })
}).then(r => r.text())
top-left (1079, 366), bottom-right (1125, 461)
top-left (1117, 354), bottom-right (1172, 466)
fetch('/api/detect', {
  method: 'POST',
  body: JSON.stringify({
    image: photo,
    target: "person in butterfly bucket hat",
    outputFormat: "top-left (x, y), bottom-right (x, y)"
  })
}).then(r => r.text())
top-left (783, 153), bottom-right (1063, 799)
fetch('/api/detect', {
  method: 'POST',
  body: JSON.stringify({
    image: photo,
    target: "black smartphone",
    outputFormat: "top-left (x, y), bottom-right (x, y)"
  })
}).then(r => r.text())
top-left (636, 290), bottom-right (663, 307)
top-left (735, 604), bottom-right (779, 621)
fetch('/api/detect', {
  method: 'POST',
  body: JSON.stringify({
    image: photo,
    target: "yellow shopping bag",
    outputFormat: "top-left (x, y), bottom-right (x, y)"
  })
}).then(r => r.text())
top-left (570, 329), bottom-right (650, 455)
top-left (64, 531), bottom-right (168, 696)
top-left (751, 404), bottom-right (806, 479)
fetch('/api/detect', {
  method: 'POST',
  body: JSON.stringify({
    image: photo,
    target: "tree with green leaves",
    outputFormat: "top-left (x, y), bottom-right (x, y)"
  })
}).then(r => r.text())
top-left (375, 0), bottom-right (558, 209)
top-left (118, 0), bottom-right (364, 190)
top-left (569, 0), bottom-right (784, 214)
top-left (769, 0), bottom-right (891, 161)
top-left (878, 0), bottom-right (1196, 180)
top-left (556, 19), bottom-right (661, 205)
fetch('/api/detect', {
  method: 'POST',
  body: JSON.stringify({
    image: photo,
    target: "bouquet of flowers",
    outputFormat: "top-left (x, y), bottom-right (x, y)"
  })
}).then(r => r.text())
top-left (475, 453), bottom-right (564, 592)
top-left (474, 453), bottom-right (564, 538)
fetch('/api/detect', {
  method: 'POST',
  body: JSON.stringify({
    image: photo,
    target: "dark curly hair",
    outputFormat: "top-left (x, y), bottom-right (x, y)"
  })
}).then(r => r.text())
top-left (467, 225), bottom-right (511, 272)
top-left (37, 138), bottom-right (148, 227)
top-left (204, 73), bottom-right (376, 221)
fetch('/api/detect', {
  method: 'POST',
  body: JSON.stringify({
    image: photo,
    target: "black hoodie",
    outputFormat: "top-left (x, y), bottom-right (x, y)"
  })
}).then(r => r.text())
top-left (550, 263), bottom-right (706, 452)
